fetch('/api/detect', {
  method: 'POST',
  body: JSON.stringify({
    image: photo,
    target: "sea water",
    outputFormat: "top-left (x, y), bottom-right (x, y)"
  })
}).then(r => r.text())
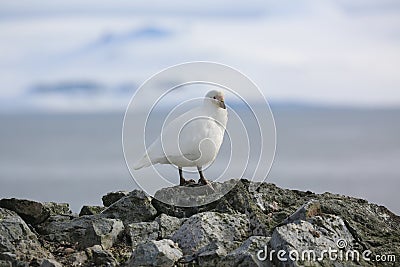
top-left (0, 107), bottom-right (399, 214)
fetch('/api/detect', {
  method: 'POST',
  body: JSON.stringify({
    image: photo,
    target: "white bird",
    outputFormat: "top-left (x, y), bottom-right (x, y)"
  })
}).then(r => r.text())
top-left (134, 90), bottom-right (228, 186)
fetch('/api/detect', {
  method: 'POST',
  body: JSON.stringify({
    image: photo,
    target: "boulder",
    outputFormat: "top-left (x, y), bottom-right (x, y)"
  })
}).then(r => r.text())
top-left (317, 193), bottom-right (400, 259)
top-left (0, 207), bottom-right (52, 265)
top-left (196, 242), bottom-right (232, 267)
top-left (79, 205), bottom-right (105, 216)
top-left (155, 214), bottom-right (184, 239)
top-left (270, 214), bottom-right (358, 266)
top-left (126, 221), bottom-right (159, 248)
top-left (171, 212), bottom-right (250, 256)
top-left (86, 245), bottom-right (118, 267)
top-left (101, 190), bottom-right (157, 224)
top-left (127, 239), bottom-right (182, 267)
top-left (102, 191), bottom-right (129, 207)
top-left (43, 202), bottom-right (71, 216)
top-left (36, 215), bottom-right (124, 250)
top-left (82, 217), bottom-right (124, 249)
top-left (0, 199), bottom-right (71, 226)
top-left (0, 198), bottom-right (50, 225)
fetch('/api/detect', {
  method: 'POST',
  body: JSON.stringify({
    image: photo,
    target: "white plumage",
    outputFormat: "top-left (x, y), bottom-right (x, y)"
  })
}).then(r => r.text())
top-left (134, 90), bottom-right (228, 186)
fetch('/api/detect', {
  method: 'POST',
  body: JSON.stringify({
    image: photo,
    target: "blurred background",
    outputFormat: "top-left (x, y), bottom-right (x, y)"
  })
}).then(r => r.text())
top-left (0, 0), bottom-right (399, 213)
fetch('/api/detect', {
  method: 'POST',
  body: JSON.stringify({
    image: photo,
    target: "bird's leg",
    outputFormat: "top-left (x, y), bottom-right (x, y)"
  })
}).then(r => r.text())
top-left (179, 167), bottom-right (196, 186)
top-left (197, 166), bottom-right (209, 185)
top-left (179, 167), bottom-right (186, 186)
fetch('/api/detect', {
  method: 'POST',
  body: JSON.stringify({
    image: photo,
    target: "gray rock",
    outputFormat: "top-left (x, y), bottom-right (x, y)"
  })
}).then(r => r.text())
top-left (0, 198), bottom-right (71, 226)
top-left (68, 251), bottom-right (88, 267)
top-left (79, 205), bottom-right (105, 216)
top-left (36, 215), bottom-right (124, 250)
top-left (35, 215), bottom-right (79, 243)
top-left (1, 178), bottom-right (399, 267)
top-left (155, 214), bottom-right (184, 239)
top-left (40, 259), bottom-right (62, 267)
top-left (82, 217), bottom-right (124, 249)
top-left (281, 199), bottom-right (321, 225)
top-left (196, 242), bottom-right (230, 267)
top-left (0, 207), bottom-right (52, 264)
top-left (102, 191), bottom-right (129, 207)
top-left (270, 214), bottom-right (357, 266)
top-left (171, 212), bottom-right (250, 256)
top-left (0, 198), bottom-right (50, 225)
top-left (127, 239), bottom-right (183, 267)
top-left (43, 202), bottom-right (71, 216)
top-left (126, 221), bottom-right (159, 248)
top-left (220, 236), bottom-right (272, 267)
top-left (86, 245), bottom-right (118, 267)
top-left (101, 190), bottom-right (157, 224)
top-left (152, 180), bottom-right (273, 236)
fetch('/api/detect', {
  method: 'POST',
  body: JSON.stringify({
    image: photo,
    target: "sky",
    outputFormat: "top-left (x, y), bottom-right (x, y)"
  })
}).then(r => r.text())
top-left (0, 0), bottom-right (400, 111)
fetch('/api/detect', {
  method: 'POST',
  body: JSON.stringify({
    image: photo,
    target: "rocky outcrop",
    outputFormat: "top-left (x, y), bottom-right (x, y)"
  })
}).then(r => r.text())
top-left (0, 179), bottom-right (398, 266)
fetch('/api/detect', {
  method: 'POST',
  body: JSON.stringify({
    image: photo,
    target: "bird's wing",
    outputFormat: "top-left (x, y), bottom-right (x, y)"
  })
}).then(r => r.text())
top-left (134, 106), bottom-right (224, 169)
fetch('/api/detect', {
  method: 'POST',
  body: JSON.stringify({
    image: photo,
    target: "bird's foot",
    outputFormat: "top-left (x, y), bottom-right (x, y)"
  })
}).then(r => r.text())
top-left (180, 178), bottom-right (196, 186)
top-left (198, 178), bottom-right (215, 191)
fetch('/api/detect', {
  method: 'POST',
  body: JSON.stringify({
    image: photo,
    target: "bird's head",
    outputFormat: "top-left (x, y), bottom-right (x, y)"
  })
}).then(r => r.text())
top-left (205, 90), bottom-right (226, 109)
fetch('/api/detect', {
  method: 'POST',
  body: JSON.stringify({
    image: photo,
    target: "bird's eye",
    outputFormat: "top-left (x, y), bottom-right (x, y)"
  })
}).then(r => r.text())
top-left (213, 97), bottom-right (216, 99)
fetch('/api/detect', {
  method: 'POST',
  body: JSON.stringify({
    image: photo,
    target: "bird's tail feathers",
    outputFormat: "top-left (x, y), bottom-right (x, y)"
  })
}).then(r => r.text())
top-left (133, 154), bottom-right (152, 170)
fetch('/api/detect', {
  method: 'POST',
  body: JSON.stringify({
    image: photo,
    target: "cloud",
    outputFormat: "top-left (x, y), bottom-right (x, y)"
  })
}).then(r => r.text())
top-left (0, 0), bottom-right (399, 111)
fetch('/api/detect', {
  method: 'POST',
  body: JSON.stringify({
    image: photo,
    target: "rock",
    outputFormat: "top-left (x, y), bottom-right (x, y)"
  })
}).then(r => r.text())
top-left (68, 251), bottom-right (88, 267)
top-left (82, 217), bottom-right (124, 249)
top-left (127, 239), bottom-right (183, 267)
top-left (151, 180), bottom-right (238, 218)
top-left (79, 205), bottom-right (105, 216)
top-left (40, 259), bottom-right (62, 267)
top-left (270, 214), bottom-right (358, 266)
top-left (102, 191), bottom-right (129, 207)
top-left (155, 214), bottom-right (184, 239)
top-left (86, 245), bottom-right (118, 267)
top-left (281, 199), bottom-right (321, 225)
top-left (318, 193), bottom-right (400, 260)
top-left (126, 221), bottom-right (159, 248)
top-left (152, 180), bottom-right (278, 236)
top-left (0, 198), bottom-right (50, 225)
top-left (43, 202), bottom-right (71, 216)
top-left (220, 236), bottom-right (272, 267)
top-left (171, 212), bottom-right (249, 256)
top-left (1, 178), bottom-right (399, 267)
top-left (36, 215), bottom-right (124, 250)
top-left (0, 207), bottom-right (52, 264)
top-left (0, 198), bottom-right (71, 226)
top-left (101, 190), bottom-right (157, 224)
top-left (196, 242), bottom-right (230, 267)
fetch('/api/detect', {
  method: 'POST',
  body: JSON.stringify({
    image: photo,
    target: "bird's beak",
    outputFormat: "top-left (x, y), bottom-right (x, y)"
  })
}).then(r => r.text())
top-left (219, 100), bottom-right (226, 109)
